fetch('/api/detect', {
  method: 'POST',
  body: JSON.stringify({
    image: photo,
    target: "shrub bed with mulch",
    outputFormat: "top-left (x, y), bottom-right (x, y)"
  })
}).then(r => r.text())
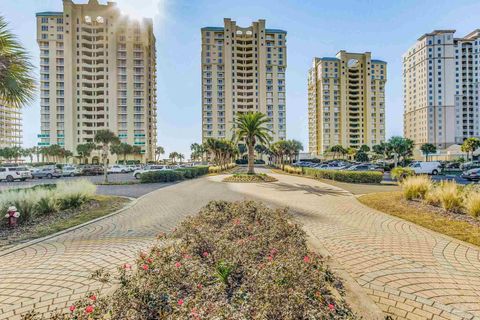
top-left (28, 201), bottom-right (358, 320)
top-left (140, 166), bottom-right (210, 183)
top-left (223, 173), bottom-right (278, 183)
top-left (277, 165), bottom-right (383, 184)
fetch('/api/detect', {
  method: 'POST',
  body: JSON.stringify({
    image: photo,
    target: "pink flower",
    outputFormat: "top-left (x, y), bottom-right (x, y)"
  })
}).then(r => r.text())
top-left (146, 258), bottom-right (153, 264)
top-left (233, 218), bottom-right (241, 225)
top-left (267, 255), bottom-right (273, 261)
top-left (328, 303), bottom-right (335, 311)
top-left (303, 255), bottom-right (311, 263)
top-left (197, 283), bottom-right (203, 289)
top-left (89, 295), bottom-right (96, 301)
top-left (123, 263), bottom-right (132, 270)
top-left (202, 251), bottom-right (209, 257)
top-left (178, 299), bottom-right (184, 306)
top-left (142, 264), bottom-right (149, 271)
top-left (85, 305), bottom-right (94, 314)
top-left (139, 251), bottom-right (147, 259)
top-left (69, 305), bottom-right (76, 312)
top-left (183, 254), bottom-right (192, 259)
top-left (175, 262), bottom-right (182, 268)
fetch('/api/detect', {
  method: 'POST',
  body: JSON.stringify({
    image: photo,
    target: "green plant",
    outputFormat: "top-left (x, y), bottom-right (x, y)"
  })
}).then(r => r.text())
top-left (35, 197), bottom-right (58, 215)
top-left (390, 166), bottom-right (415, 181)
top-left (464, 192), bottom-right (480, 218)
top-left (401, 175), bottom-right (432, 200)
top-left (303, 168), bottom-right (383, 184)
top-left (140, 170), bottom-right (184, 183)
top-left (215, 260), bottom-right (234, 285)
top-left (436, 181), bottom-right (463, 212)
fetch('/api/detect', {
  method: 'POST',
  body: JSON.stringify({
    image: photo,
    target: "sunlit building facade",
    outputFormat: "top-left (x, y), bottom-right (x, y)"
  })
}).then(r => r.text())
top-left (0, 103), bottom-right (22, 147)
top-left (308, 51), bottom-right (386, 155)
top-left (201, 18), bottom-right (287, 142)
top-left (36, 0), bottom-right (157, 161)
top-left (403, 29), bottom-right (480, 148)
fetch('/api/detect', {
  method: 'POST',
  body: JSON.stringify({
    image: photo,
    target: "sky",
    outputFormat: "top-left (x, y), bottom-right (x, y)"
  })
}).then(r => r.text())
top-left (2, 0), bottom-right (480, 157)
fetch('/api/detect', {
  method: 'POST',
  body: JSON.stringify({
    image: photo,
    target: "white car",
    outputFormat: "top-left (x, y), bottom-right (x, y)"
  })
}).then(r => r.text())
top-left (409, 161), bottom-right (441, 175)
top-left (108, 165), bottom-right (130, 174)
top-left (0, 167), bottom-right (33, 182)
top-left (62, 165), bottom-right (82, 177)
top-left (133, 165), bottom-right (169, 179)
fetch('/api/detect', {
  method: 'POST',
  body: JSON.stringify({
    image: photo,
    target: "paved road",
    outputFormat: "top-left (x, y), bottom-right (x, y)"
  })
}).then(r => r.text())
top-left (0, 170), bottom-right (479, 319)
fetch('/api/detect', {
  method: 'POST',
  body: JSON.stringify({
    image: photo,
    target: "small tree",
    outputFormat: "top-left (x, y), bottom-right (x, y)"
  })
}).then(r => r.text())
top-left (461, 137), bottom-right (480, 161)
top-left (94, 130), bottom-right (120, 183)
top-left (420, 143), bottom-right (437, 161)
top-left (155, 146), bottom-right (165, 163)
top-left (233, 112), bottom-right (272, 174)
top-left (111, 143), bottom-right (133, 164)
top-left (77, 142), bottom-right (96, 164)
top-left (355, 151), bottom-right (369, 162)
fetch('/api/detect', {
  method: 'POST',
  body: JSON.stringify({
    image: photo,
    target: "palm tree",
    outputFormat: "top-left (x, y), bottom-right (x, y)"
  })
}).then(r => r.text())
top-left (461, 138), bottom-right (480, 161)
top-left (178, 153), bottom-right (185, 164)
top-left (155, 146), bottom-right (165, 163)
top-left (169, 152), bottom-right (178, 164)
top-left (286, 139), bottom-right (304, 163)
top-left (328, 145), bottom-right (346, 159)
top-left (76, 143), bottom-right (95, 164)
top-left (233, 112), bottom-right (272, 174)
top-left (111, 142), bottom-right (133, 164)
top-left (420, 143), bottom-right (437, 161)
top-left (94, 130), bottom-right (120, 183)
top-left (0, 16), bottom-right (35, 108)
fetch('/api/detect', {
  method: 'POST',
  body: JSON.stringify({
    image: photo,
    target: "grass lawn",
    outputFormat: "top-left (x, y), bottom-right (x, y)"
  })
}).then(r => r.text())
top-left (358, 191), bottom-right (480, 247)
top-left (0, 195), bottom-right (130, 249)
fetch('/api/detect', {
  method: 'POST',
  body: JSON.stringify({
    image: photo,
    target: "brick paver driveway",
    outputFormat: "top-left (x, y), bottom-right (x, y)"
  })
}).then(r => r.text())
top-left (1, 169), bottom-right (479, 319)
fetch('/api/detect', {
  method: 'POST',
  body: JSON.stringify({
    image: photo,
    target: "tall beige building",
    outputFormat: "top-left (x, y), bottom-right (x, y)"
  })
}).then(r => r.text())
top-left (403, 29), bottom-right (480, 149)
top-left (36, 0), bottom-right (157, 162)
top-left (201, 18), bottom-right (287, 142)
top-left (0, 103), bottom-right (22, 147)
top-left (308, 51), bottom-right (386, 155)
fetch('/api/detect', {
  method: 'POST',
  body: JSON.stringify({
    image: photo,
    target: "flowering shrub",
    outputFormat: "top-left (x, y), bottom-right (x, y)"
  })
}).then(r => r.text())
top-left (223, 173), bottom-right (277, 183)
top-left (29, 201), bottom-right (357, 319)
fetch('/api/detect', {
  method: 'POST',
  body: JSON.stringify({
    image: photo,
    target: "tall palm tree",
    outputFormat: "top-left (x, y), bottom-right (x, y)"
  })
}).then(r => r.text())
top-left (111, 142), bottom-right (133, 164)
top-left (155, 146), bottom-right (165, 163)
top-left (178, 153), bottom-right (185, 164)
top-left (76, 142), bottom-right (96, 164)
top-left (94, 130), bottom-right (120, 183)
top-left (169, 152), bottom-right (178, 164)
top-left (0, 16), bottom-right (35, 108)
top-left (233, 112), bottom-right (272, 174)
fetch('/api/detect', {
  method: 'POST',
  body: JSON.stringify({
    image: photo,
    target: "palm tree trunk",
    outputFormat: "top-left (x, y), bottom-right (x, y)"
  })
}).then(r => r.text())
top-left (247, 143), bottom-right (255, 174)
top-left (103, 144), bottom-right (109, 183)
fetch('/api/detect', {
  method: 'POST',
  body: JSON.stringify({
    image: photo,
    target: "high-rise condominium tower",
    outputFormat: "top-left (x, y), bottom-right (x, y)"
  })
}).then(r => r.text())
top-left (308, 51), bottom-right (386, 156)
top-left (0, 103), bottom-right (22, 147)
top-left (201, 18), bottom-right (287, 142)
top-left (403, 29), bottom-right (480, 149)
top-left (36, 0), bottom-right (157, 162)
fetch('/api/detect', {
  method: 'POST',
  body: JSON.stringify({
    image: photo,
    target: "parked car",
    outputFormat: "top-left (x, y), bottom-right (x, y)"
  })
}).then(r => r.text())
top-left (107, 165), bottom-right (130, 174)
top-left (461, 168), bottom-right (480, 181)
top-left (133, 165), bottom-right (170, 179)
top-left (32, 167), bottom-right (62, 179)
top-left (62, 165), bottom-right (82, 177)
top-left (127, 165), bottom-right (140, 172)
top-left (409, 161), bottom-right (441, 175)
top-left (0, 167), bottom-right (33, 182)
top-left (80, 165), bottom-right (104, 176)
top-left (345, 164), bottom-right (385, 173)
top-left (460, 161), bottom-right (480, 171)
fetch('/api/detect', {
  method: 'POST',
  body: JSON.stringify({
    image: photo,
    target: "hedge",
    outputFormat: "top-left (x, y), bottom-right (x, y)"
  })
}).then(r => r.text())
top-left (303, 168), bottom-right (383, 184)
top-left (140, 166), bottom-right (209, 183)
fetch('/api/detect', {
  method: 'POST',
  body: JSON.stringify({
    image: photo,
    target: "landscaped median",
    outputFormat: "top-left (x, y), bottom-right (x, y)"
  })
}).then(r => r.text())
top-left (0, 180), bottom-right (129, 248)
top-left (278, 165), bottom-right (383, 184)
top-left (29, 201), bottom-right (358, 319)
top-left (139, 164), bottom-right (236, 183)
top-left (223, 173), bottom-right (277, 183)
top-left (358, 175), bottom-right (480, 246)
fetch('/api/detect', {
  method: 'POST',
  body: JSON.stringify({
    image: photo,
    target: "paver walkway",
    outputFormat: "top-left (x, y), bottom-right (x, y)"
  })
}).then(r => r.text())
top-left (1, 170), bottom-right (479, 320)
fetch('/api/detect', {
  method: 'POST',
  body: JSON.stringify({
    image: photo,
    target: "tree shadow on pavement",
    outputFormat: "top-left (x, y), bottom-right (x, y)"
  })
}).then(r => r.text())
top-left (259, 182), bottom-right (350, 197)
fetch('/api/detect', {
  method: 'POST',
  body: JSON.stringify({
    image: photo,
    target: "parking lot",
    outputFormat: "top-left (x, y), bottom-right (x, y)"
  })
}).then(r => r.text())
top-left (0, 173), bottom-right (168, 198)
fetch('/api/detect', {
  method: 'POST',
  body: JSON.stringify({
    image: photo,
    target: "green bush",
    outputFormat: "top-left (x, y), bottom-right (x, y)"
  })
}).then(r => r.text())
top-left (303, 168), bottom-right (383, 184)
top-left (176, 166), bottom-right (209, 179)
top-left (140, 170), bottom-right (185, 183)
top-left (391, 167), bottom-right (415, 181)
